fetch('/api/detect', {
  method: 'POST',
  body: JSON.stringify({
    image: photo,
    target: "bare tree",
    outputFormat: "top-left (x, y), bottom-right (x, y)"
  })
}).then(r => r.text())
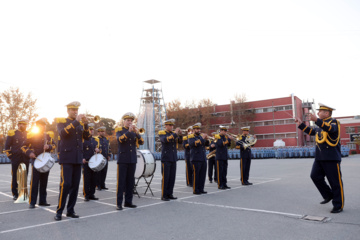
top-left (0, 87), bottom-right (38, 136)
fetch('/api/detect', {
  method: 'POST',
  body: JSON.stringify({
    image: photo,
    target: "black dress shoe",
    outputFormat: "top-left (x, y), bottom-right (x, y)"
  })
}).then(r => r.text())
top-left (193, 192), bottom-right (201, 195)
top-left (331, 207), bottom-right (343, 213)
top-left (39, 203), bottom-right (51, 206)
top-left (200, 191), bottom-right (207, 194)
top-left (102, 187), bottom-right (108, 190)
top-left (54, 214), bottom-right (62, 221)
top-left (224, 185), bottom-right (231, 189)
top-left (161, 197), bottom-right (170, 201)
top-left (320, 197), bottom-right (333, 204)
top-left (168, 195), bottom-right (177, 200)
top-left (66, 213), bottom-right (79, 218)
top-left (89, 196), bottom-right (99, 200)
top-left (29, 204), bottom-right (35, 209)
top-left (84, 197), bottom-right (89, 202)
top-left (246, 182), bottom-right (253, 185)
top-left (124, 203), bottom-right (137, 208)
top-left (97, 187), bottom-right (102, 191)
top-left (218, 187), bottom-right (226, 190)
top-left (13, 195), bottom-right (18, 201)
top-left (209, 180), bottom-right (212, 183)
top-left (116, 205), bottom-right (123, 210)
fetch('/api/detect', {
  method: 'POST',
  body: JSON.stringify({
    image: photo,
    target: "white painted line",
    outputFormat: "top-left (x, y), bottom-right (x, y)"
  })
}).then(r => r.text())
top-left (0, 209), bottom-right (32, 215)
top-left (180, 200), bottom-right (303, 218)
top-left (0, 191), bottom-right (13, 198)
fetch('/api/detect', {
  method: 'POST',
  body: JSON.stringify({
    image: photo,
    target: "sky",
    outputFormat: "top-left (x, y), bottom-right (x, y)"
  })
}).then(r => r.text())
top-left (1, 0), bottom-right (359, 124)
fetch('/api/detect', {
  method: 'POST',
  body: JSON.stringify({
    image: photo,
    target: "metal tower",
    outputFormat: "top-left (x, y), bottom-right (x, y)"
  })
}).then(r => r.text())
top-left (137, 80), bottom-right (167, 152)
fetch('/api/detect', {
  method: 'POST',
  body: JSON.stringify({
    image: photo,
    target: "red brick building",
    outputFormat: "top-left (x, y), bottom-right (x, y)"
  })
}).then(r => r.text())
top-left (337, 116), bottom-right (360, 154)
top-left (209, 95), bottom-right (308, 147)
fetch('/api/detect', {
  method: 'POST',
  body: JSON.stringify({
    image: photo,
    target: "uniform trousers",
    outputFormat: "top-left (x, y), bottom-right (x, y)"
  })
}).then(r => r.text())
top-left (192, 161), bottom-right (207, 193)
top-left (29, 164), bottom-right (49, 205)
top-left (116, 163), bottom-right (136, 206)
top-left (97, 160), bottom-right (108, 189)
top-left (217, 160), bottom-right (228, 188)
top-left (56, 164), bottom-right (82, 215)
top-left (240, 157), bottom-right (251, 184)
top-left (310, 160), bottom-right (344, 209)
top-left (83, 162), bottom-right (96, 197)
top-left (185, 157), bottom-right (193, 186)
top-left (161, 161), bottom-right (177, 198)
top-left (208, 157), bottom-right (217, 182)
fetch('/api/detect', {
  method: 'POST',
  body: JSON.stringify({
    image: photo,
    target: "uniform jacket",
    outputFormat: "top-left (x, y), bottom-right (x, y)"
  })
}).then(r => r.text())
top-left (83, 137), bottom-right (100, 160)
top-left (116, 127), bottom-right (144, 164)
top-left (188, 134), bottom-right (209, 162)
top-left (21, 131), bottom-right (56, 164)
top-left (57, 118), bottom-right (91, 164)
top-left (215, 134), bottom-right (231, 161)
top-left (98, 135), bottom-right (111, 159)
top-left (4, 129), bottom-right (29, 163)
top-left (236, 134), bottom-right (255, 159)
top-left (183, 136), bottom-right (190, 160)
top-left (159, 130), bottom-right (183, 162)
top-left (299, 117), bottom-right (341, 161)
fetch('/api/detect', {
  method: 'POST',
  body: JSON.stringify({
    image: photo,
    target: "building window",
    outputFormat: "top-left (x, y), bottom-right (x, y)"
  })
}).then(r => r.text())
top-left (254, 122), bottom-right (264, 127)
top-left (357, 126), bottom-right (360, 133)
top-left (286, 133), bottom-right (296, 138)
top-left (255, 109), bottom-right (263, 113)
top-left (346, 127), bottom-right (355, 134)
top-left (284, 119), bottom-right (294, 124)
top-left (347, 143), bottom-right (356, 150)
top-left (284, 106), bottom-right (293, 110)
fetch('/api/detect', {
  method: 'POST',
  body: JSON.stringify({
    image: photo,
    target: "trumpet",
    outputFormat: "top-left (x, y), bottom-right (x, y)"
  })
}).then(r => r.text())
top-left (227, 132), bottom-right (241, 140)
top-left (132, 126), bottom-right (146, 135)
top-left (82, 115), bottom-right (100, 123)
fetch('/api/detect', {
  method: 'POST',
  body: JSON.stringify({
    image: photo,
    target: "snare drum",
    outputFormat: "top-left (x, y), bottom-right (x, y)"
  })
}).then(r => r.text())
top-left (34, 152), bottom-right (55, 173)
top-left (135, 149), bottom-right (156, 179)
top-left (88, 153), bottom-right (106, 172)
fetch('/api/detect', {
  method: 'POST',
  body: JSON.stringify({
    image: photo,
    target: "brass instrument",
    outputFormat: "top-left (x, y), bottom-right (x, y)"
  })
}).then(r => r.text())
top-left (14, 163), bottom-right (28, 203)
top-left (240, 134), bottom-right (257, 150)
top-left (83, 115), bottom-right (100, 123)
top-left (133, 126), bottom-right (146, 135)
top-left (227, 133), bottom-right (241, 141)
top-left (206, 150), bottom-right (216, 160)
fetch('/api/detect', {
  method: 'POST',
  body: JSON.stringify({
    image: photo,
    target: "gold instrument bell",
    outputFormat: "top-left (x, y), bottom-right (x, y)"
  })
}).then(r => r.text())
top-left (14, 163), bottom-right (29, 203)
top-left (82, 115), bottom-right (100, 123)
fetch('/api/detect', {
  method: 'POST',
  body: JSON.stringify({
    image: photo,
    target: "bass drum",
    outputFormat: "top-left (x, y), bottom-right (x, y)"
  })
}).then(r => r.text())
top-left (135, 150), bottom-right (156, 179)
top-left (88, 153), bottom-right (106, 172)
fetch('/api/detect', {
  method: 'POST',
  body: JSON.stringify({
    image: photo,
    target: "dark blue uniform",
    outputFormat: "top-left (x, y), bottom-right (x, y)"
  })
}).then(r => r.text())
top-left (82, 137), bottom-right (99, 198)
top-left (183, 136), bottom-right (193, 186)
top-left (236, 135), bottom-right (255, 185)
top-left (188, 134), bottom-right (209, 194)
top-left (97, 136), bottom-right (111, 190)
top-left (4, 129), bottom-right (29, 198)
top-left (116, 127), bottom-right (144, 206)
top-left (56, 117), bottom-right (90, 215)
top-left (207, 140), bottom-right (217, 183)
top-left (22, 132), bottom-right (56, 205)
top-left (215, 134), bottom-right (231, 189)
top-left (159, 130), bottom-right (182, 199)
top-left (299, 117), bottom-right (344, 210)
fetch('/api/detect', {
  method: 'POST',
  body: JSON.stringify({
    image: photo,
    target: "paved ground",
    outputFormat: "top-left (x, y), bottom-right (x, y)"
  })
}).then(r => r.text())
top-left (0, 156), bottom-right (360, 240)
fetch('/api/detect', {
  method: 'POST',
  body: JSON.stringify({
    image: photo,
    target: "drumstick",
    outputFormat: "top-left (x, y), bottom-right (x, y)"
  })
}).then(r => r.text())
top-left (35, 157), bottom-right (42, 162)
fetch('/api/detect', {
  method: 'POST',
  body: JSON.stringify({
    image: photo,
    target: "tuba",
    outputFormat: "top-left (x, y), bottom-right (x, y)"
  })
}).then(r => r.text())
top-left (14, 163), bottom-right (29, 203)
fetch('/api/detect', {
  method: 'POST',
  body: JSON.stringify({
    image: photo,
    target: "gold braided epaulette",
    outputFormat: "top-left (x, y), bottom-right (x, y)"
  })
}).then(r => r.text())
top-left (56, 118), bottom-right (66, 123)
top-left (158, 130), bottom-right (166, 135)
top-left (183, 136), bottom-right (188, 141)
top-left (215, 134), bottom-right (221, 139)
top-left (188, 134), bottom-right (195, 139)
top-left (115, 127), bottom-right (123, 133)
top-left (27, 132), bottom-right (35, 139)
top-left (7, 129), bottom-right (15, 137)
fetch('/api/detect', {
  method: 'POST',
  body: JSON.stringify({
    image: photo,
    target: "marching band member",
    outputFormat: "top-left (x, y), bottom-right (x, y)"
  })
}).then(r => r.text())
top-left (188, 123), bottom-right (209, 195)
top-left (116, 112), bottom-right (144, 210)
top-left (21, 118), bottom-right (56, 208)
top-left (207, 132), bottom-right (217, 183)
top-left (96, 126), bottom-right (111, 191)
top-left (159, 119), bottom-right (182, 201)
top-left (236, 126), bottom-right (256, 185)
top-left (183, 126), bottom-right (193, 187)
top-left (4, 119), bottom-right (30, 201)
top-left (82, 123), bottom-right (100, 201)
top-left (216, 126), bottom-right (233, 190)
top-left (54, 101), bottom-right (91, 221)
top-left (295, 103), bottom-right (344, 213)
